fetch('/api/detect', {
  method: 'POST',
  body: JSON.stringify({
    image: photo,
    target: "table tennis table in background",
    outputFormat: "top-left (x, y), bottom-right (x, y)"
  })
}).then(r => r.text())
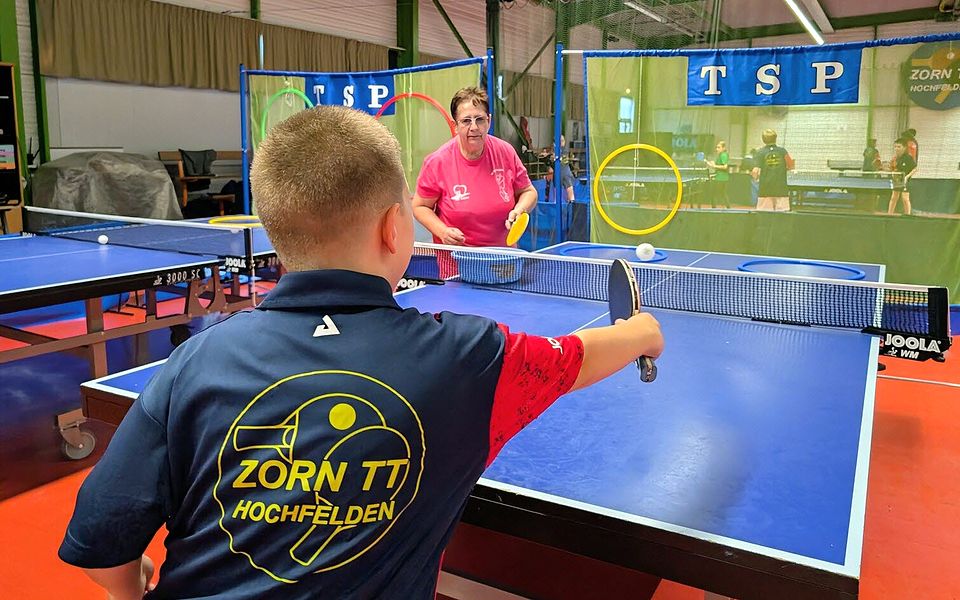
top-left (788, 170), bottom-right (902, 211)
top-left (579, 166), bottom-right (712, 207)
top-left (0, 206), bottom-right (278, 458)
top-left (78, 241), bottom-right (951, 599)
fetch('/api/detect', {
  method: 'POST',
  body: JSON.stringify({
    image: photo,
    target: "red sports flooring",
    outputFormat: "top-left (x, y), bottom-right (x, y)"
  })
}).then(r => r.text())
top-left (0, 299), bottom-right (957, 599)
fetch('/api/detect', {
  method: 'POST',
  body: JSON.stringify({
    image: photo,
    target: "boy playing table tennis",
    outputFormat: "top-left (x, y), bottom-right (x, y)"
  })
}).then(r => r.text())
top-left (59, 105), bottom-right (663, 599)
top-left (887, 137), bottom-right (917, 216)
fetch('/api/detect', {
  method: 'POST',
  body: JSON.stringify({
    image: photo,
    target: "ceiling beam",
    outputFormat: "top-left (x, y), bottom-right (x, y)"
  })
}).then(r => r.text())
top-left (798, 0), bottom-right (834, 33)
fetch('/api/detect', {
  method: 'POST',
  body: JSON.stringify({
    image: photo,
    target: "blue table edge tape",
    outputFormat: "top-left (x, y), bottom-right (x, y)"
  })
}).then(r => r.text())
top-left (738, 258), bottom-right (866, 281)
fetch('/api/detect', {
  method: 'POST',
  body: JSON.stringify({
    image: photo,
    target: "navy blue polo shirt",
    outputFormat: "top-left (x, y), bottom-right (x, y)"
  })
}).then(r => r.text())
top-left (60, 269), bottom-right (583, 599)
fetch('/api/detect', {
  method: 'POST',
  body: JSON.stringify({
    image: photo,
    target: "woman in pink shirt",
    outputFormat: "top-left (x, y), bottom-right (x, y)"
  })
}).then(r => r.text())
top-left (413, 87), bottom-right (538, 247)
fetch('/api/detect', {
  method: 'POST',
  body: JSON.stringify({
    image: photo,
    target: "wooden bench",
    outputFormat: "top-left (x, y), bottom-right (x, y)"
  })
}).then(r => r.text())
top-left (158, 150), bottom-right (242, 214)
top-left (0, 202), bottom-right (18, 233)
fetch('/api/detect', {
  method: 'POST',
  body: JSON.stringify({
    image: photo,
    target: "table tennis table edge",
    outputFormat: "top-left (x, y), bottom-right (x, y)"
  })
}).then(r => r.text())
top-left (536, 241), bottom-right (887, 270)
top-left (80, 358), bottom-right (169, 400)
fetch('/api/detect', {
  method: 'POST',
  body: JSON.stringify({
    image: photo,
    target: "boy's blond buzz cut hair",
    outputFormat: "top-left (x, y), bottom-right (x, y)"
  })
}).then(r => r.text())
top-left (250, 105), bottom-right (406, 271)
top-left (761, 129), bottom-right (777, 145)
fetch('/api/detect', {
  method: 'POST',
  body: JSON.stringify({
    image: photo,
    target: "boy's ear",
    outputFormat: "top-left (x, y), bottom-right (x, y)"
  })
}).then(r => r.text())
top-left (381, 202), bottom-right (401, 254)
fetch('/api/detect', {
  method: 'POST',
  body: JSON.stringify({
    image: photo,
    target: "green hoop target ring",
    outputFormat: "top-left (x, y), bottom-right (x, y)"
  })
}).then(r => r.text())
top-left (258, 87), bottom-right (315, 144)
top-left (592, 143), bottom-right (683, 236)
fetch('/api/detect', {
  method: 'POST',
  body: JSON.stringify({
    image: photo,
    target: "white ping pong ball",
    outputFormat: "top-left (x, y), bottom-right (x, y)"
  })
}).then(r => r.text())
top-left (636, 243), bottom-right (655, 261)
top-left (97, 234), bottom-right (109, 245)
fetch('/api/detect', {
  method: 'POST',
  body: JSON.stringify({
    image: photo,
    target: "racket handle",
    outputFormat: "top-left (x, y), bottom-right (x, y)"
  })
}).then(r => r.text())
top-left (636, 356), bottom-right (657, 383)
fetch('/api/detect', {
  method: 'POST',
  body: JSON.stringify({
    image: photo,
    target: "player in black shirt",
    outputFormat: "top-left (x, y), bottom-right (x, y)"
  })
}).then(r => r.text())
top-left (752, 129), bottom-right (795, 212)
top-left (887, 138), bottom-right (917, 215)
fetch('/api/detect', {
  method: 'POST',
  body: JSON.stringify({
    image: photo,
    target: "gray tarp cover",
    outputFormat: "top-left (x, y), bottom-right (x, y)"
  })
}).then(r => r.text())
top-left (30, 152), bottom-right (183, 219)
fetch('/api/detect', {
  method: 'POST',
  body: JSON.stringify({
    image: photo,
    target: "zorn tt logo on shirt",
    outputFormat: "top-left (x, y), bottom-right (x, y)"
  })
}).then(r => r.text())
top-left (213, 370), bottom-right (426, 583)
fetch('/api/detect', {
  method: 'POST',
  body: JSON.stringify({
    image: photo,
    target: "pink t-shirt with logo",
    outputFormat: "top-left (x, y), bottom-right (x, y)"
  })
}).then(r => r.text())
top-left (416, 136), bottom-right (533, 247)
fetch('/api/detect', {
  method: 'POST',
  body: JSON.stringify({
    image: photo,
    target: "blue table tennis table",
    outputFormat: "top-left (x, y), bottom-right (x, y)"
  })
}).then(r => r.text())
top-left (788, 171), bottom-right (901, 211)
top-left (541, 241), bottom-right (885, 281)
top-left (578, 167), bottom-right (715, 210)
top-left (578, 167), bottom-right (711, 185)
top-left (78, 241), bottom-right (900, 599)
top-left (1, 209), bottom-right (278, 458)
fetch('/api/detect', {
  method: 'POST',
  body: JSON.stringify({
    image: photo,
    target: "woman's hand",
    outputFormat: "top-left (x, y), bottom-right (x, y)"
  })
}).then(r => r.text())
top-left (440, 227), bottom-right (466, 245)
top-left (505, 208), bottom-right (524, 230)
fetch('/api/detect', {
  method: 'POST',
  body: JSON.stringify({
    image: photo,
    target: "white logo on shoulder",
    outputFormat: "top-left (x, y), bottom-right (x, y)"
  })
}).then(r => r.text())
top-left (546, 337), bottom-right (563, 354)
top-left (312, 315), bottom-right (340, 337)
top-left (451, 184), bottom-right (470, 202)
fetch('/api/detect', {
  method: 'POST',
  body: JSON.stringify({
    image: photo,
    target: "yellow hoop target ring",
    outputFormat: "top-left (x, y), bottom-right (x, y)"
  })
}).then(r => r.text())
top-left (208, 215), bottom-right (262, 228)
top-left (592, 143), bottom-right (683, 236)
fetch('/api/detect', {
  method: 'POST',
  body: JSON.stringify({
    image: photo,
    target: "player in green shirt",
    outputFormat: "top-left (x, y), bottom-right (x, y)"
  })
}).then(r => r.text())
top-left (706, 141), bottom-right (730, 208)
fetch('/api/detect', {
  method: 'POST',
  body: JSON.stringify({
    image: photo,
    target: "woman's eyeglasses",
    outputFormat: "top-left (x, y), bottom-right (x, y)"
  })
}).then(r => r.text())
top-left (457, 115), bottom-right (489, 129)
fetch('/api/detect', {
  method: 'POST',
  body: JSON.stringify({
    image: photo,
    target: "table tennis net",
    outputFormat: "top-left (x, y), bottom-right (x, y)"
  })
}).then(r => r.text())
top-left (406, 243), bottom-right (950, 341)
top-left (22, 206), bottom-right (253, 263)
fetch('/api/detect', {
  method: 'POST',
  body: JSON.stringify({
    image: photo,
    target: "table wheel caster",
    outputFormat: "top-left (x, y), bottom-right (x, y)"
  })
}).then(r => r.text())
top-left (61, 429), bottom-right (96, 460)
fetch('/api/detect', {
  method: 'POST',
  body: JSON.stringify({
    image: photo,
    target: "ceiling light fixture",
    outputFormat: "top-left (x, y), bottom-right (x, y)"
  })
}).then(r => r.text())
top-left (783, 0), bottom-right (825, 45)
top-left (624, 1), bottom-right (666, 24)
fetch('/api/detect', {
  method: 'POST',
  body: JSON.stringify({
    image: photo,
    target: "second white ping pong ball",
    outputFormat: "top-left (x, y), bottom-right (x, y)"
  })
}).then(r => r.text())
top-left (636, 243), bottom-right (655, 261)
top-left (98, 234), bottom-right (109, 244)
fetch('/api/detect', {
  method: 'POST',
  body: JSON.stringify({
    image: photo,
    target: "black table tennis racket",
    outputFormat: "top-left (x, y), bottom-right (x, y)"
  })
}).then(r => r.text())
top-left (608, 258), bottom-right (657, 383)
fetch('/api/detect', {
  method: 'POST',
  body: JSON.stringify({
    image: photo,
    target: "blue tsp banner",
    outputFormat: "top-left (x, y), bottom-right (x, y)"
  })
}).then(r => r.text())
top-left (687, 46), bottom-right (862, 106)
top-left (307, 73), bottom-right (397, 116)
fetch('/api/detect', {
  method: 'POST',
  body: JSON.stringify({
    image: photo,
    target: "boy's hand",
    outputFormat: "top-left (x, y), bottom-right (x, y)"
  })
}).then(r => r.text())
top-left (618, 313), bottom-right (664, 359)
top-left (572, 312), bottom-right (663, 391)
top-left (103, 555), bottom-right (155, 600)
top-left (139, 555), bottom-right (156, 595)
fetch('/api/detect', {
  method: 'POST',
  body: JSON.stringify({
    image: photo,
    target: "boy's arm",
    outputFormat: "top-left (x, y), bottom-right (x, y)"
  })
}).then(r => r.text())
top-left (485, 313), bottom-right (662, 466)
top-left (82, 555), bottom-right (155, 600)
top-left (60, 373), bottom-right (175, 587)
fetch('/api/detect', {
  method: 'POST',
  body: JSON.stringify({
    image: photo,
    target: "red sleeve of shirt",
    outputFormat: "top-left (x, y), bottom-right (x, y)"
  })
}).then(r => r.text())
top-left (486, 324), bottom-right (585, 467)
top-left (785, 153), bottom-right (795, 171)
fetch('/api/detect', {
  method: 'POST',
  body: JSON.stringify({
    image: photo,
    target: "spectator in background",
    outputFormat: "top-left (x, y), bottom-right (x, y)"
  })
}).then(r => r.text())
top-left (558, 135), bottom-right (576, 203)
top-left (900, 128), bottom-right (919, 163)
top-left (862, 138), bottom-right (881, 172)
top-left (740, 147), bottom-right (759, 207)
